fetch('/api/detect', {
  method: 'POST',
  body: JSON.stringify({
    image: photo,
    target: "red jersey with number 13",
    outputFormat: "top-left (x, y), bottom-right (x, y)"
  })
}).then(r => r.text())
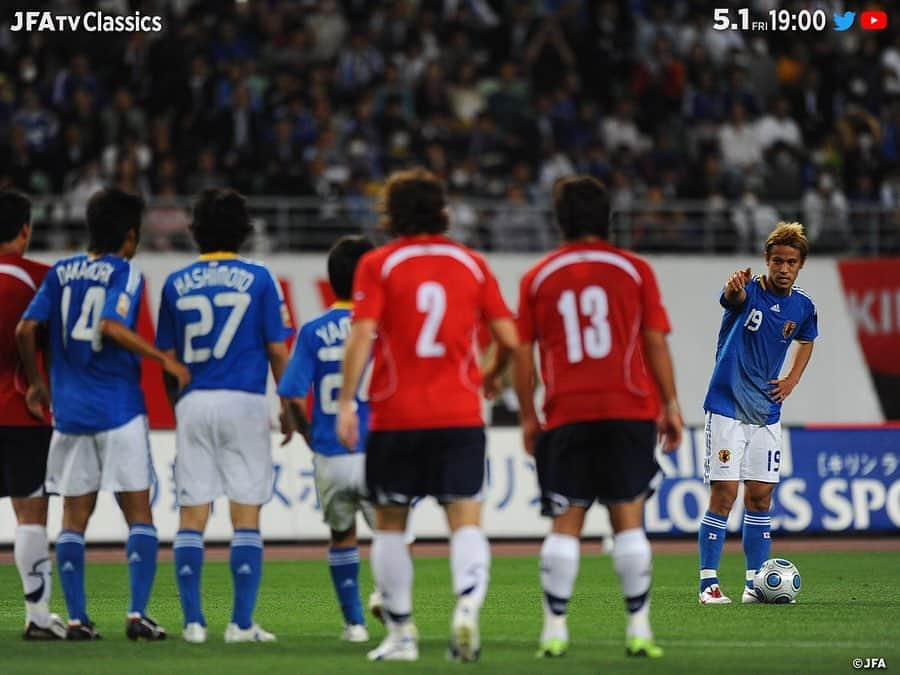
top-left (517, 241), bottom-right (671, 429)
top-left (352, 235), bottom-right (512, 431)
top-left (0, 254), bottom-right (50, 427)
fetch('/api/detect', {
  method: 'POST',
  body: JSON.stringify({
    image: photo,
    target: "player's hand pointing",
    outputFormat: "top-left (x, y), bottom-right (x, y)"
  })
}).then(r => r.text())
top-left (25, 380), bottom-right (51, 422)
top-left (337, 400), bottom-right (359, 451)
top-left (726, 267), bottom-right (751, 294)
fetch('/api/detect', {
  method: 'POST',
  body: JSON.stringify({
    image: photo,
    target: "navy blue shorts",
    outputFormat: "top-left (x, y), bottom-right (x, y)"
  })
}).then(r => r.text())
top-left (535, 420), bottom-right (660, 517)
top-left (366, 426), bottom-right (485, 505)
top-left (0, 426), bottom-right (52, 498)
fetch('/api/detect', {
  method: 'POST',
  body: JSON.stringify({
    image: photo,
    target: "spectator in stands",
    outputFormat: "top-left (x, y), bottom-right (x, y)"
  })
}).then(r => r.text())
top-left (603, 98), bottom-right (645, 154)
top-left (51, 52), bottom-right (98, 111)
top-left (144, 183), bottom-right (190, 251)
top-left (101, 87), bottom-right (147, 146)
top-left (13, 88), bottom-right (58, 155)
top-left (757, 97), bottom-right (803, 153)
top-left (415, 62), bottom-right (453, 119)
top-left (334, 31), bottom-right (385, 97)
top-left (803, 172), bottom-right (850, 249)
top-left (489, 183), bottom-right (552, 252)
top-left (718, 103), bottom-right (762, 173)
top-left (449, 61), bottom-right (486, 126)
top-left (186, 148), bottom-right (226, 195)
top-left (732, 184), bottom-right (780, 253)
top-left (308, 0), bottom-right (349, 63)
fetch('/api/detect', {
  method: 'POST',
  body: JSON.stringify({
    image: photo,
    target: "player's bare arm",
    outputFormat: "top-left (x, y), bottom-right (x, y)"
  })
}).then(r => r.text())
top-left (14, 318), bottom-right (50, 421)
top-left (281, 397), bottom-right (310, 447)
top-left (768, 340), bottom-right (814, 403)
top-left (723, 267), bottom-right (752, 306)
top-left (511, 342), bottom-right (540, 455)
top-left (336, 318), bottom-right (376, 450)
top-left (641, 328), bottom-right (683, 452)
top-left (100, 318), bottom-right (190, 392)
top-left (482, 318), bottom-right (519, 400)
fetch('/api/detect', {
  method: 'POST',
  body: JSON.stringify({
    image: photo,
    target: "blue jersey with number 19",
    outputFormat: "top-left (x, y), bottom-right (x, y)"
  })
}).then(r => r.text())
top-left (156, 254), bottom-right (293, 397)
top-left (703, 276), bottom-right (817, 426)
top-left (277, 304), bottom-right (369, 456)
top-left (23, 253), bottom-right (146, 434)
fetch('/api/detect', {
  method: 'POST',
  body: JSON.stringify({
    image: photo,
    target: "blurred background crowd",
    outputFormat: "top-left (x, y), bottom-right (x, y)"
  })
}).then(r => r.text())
top-left (1, 0), bottom-right (898, 253)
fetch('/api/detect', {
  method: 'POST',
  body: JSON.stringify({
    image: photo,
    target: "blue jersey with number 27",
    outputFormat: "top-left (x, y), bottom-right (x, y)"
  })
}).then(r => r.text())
top-left (704, 276), bottom-right (817, 426)
top-left (156, 254), bottom-right (293, 397)
top-left (277, 304), bottom-right (369, 456)
top-left (23, 253), bottom-right (146, 434)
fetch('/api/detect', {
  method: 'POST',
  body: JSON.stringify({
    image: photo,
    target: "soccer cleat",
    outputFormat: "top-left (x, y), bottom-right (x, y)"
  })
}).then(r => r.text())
top-left (341, 623), bottom-right (370, 642)
top-left (23, 613), bottom-right (67, 640)
top-left (224, 623), bottom-right (277, 643)
top-left (367, 622), bottom-right (419, 661)
top-left (182, 622), bottom-right (208, 644)
top-left (698, 584), bottom-right (732, 605)
top-left (741, 587), bottom-right (762, 604)
top-left (66, 620), bottom-right (102, 640)
top-left (448, 597), bottom-right (480, 662)
top-left (535, 637), bottom-right (568, 658)
top-left (368, 591), bottom-right (384, 625)
top-left (126, 615), bottom-right (167, 641)
top-left (626, 636), bottom-right (663, 658)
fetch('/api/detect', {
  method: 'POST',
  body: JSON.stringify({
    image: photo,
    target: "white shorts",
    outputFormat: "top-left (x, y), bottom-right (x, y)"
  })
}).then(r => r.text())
top-left (704, 412), bottom-right (782, 484)
top-left (45, 414), bottom-right (153, 496)
top-left (175, 390), bottom-right (273, 506)
top-left (314, 453), bottom-right (375, 533)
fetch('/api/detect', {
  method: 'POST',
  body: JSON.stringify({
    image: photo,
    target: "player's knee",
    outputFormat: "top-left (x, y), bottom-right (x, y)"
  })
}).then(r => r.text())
top-left (11, 496), bottom-right (48, 525)
top-left (708, 484), bottom-right (737, 515)
top-left (744, 493), bottom-right (772, 512)
top-left (331, 527), bottom-right (356, 547)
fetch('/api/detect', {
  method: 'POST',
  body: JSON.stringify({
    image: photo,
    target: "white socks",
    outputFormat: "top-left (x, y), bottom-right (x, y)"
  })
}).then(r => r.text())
top-left (450, 526), bottom-right (490, 608)
top-left (540, 533), bottom-right (579, 619)
top-left (371, 531), bottom-right (413, 623)
top-left (15, 524), bottom-right (52, 626)
top-left (612, 528), bottom-right (653, 640)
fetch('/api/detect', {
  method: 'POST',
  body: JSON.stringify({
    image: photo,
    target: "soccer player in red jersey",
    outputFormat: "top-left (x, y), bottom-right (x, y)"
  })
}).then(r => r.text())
top-left (336, 168), bottom-right (519, 662)
top-left (0, 190), bottom-right (67, 640)
top-left (512, 176), bottom-right (682, 659)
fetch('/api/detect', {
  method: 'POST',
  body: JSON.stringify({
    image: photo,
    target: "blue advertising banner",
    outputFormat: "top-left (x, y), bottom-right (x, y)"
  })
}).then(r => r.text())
top-left (645, 426), bottom-right (900, 535)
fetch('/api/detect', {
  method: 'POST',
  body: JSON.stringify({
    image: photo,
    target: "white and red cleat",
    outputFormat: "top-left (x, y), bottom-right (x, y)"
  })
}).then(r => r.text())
top-left (699, 584), bottom-right (732, 604)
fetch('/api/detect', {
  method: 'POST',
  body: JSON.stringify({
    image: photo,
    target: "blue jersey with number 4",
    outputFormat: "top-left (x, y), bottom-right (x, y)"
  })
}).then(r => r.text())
top-left (704, 276), bottom-right (817, 425)
top-left (156, 254), bottom-right (293, 397)
top-left (277, 304), bottom-right (369, 456)
top-left (23, 253), bottom-right (146, 434)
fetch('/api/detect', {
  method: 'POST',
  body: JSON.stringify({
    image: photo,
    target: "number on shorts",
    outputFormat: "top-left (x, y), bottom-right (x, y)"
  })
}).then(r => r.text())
top-left (61, 285), bottom-right (105, 352)
top-left (767, 450), bottom-right (781, 472)
top-left (176, 292), bottom-right (251, 364)
top-left (415, 281), bottom-right (447, 358)
top-left (557, 286), bottom-right (612, 363)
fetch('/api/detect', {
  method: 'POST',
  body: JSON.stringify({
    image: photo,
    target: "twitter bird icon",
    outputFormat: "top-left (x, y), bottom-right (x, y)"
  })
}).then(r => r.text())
top-left (834, 11), bottom-right (855, 31)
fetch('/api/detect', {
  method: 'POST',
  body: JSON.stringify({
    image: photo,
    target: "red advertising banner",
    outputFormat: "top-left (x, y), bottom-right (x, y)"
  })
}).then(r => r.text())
top-left (838, 258), bottom-right (900, 418)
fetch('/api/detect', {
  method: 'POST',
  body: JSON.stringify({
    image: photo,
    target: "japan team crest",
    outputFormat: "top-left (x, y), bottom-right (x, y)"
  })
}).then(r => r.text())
top-left (782, 321), bottom-right (797, 339)
top-left (718, 449), bottom-right (731, 464)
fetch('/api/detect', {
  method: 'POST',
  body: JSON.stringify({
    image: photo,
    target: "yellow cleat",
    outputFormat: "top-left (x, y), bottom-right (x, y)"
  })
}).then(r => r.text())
top-left (536, 638), bottom-right (568, 658)
top-left (625, 636), bottom-right (663, 658)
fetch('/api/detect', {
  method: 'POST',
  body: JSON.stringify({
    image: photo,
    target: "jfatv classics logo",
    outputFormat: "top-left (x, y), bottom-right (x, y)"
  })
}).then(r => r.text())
top-left (10, 11), bottom-right (163, 32)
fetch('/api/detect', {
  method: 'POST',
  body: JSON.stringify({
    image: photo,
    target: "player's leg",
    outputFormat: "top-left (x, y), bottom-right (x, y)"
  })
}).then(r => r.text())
top-left (740, 421), bottom-right (781, 602)
top-left (118, 488), bottom-right (164, 639)
top-left (436, 427), bottom-right (489, 663)
top-left (3, 425), bottom-right (65, 638)
top-left (318, 453), bottom-right (368, 640)
top-left (175, 504), bottom-right (210, 642)
top-left (699, 413), bottom-right (743, 604)
top-left (538, 506), bottom-right (586, 658)
top-left (365, 430), bottom-right (418, 661)
top-left (219, 391), bottom-right (275, 643)
top-left (58, 492), bottom-right (97, 638)
top-left (100, 415), bottom-right (164, 640)
top-left (608, 498), bottom-right (661, 658)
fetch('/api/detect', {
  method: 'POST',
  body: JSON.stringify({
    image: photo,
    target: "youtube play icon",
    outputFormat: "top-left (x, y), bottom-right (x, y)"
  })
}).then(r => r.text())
top-left (861, 10), bottom-right (888, 30)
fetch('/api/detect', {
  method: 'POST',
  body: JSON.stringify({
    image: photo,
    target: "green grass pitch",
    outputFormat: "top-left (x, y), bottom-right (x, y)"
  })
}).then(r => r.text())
top-left (1, 550), bottom-right (898, 674)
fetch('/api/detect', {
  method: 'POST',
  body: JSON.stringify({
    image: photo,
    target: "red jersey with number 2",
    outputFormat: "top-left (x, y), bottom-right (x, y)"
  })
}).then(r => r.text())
top-left (352, 235), bottom-right (512, 431)
top-left (0, 254), bottom-right (50, 427)
top-left (517, 241), bottom-right (671, 429)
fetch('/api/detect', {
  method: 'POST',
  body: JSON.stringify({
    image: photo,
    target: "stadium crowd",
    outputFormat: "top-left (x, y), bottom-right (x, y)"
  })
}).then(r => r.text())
top-left (1, 0), bottom-right (899, 252)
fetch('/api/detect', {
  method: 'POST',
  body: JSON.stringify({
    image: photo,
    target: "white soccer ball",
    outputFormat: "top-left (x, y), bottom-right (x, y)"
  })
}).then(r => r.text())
top-left (753, 558), bottom-right (801, 604)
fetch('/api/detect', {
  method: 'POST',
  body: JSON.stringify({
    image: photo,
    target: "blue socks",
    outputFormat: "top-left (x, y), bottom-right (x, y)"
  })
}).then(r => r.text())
top-left (174, 529), bottom-right (205, 626)
top-left (698, 511), bottom-right (727, 592)
top-left (328, 546), bottom-right (365, 626)
top-left (743, 511), bottom-right (772, 589)
top-left (230, 529), bottom-right (263, 630)
top-left (126, 523), bottom-right (158, 617)
top-left (56, 529), bottom-right (88, 624)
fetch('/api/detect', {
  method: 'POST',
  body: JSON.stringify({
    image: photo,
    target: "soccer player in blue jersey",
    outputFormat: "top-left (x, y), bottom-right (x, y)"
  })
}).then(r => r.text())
top-left (16, 188), bottom-right (190, 640)
top-left (698, 222), bottom-right (817, 605)
top-left (278, 235), bottom-right (377, 643)
top-left (155, 188), bottom-right (293, 644)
